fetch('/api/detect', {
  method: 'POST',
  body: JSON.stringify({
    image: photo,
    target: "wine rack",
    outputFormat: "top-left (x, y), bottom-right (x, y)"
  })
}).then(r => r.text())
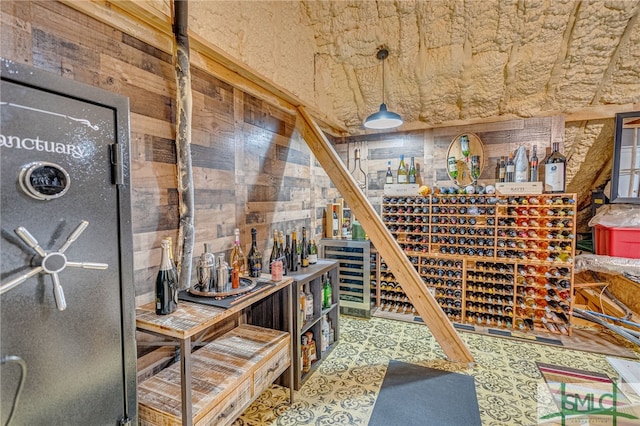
top-left (378, 261), bottom-right (417, 315)
top-left (378, 193), bottom-right (576, 335)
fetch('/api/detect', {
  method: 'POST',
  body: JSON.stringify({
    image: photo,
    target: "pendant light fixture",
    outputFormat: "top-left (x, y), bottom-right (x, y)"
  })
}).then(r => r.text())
top-left (364, 47), bottom-right (403, 130)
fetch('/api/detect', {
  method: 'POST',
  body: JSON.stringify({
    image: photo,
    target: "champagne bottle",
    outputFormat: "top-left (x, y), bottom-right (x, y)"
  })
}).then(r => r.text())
top-left (505, 153), bottom-right (515, 182)
top-left (385, 161), bottom-right (393, 184)
top-left (529, 145), bottom-right (539, 182)
top-left (247, 228), bottom-right (262, 278)
top-left (544, 142), bottom-right (566, 193)
top-left (283, 233), bottom-right (291, 274)
top-left (397, 154), bottom-right (408, 184)
top-left (230, 228), bottom-right (247, 279)
top-left (308, 239), bottom-right (318, 264)
top-left (301, 227), bottom-right (309, 267)
top-left (156, 238), bottom-right (178, 315)
top-left (408, 156), bottom-right (417, 184)
top-left (268, 229), bottom-right (278, 273)
top-left (290, 229), bottom-right (298, 272)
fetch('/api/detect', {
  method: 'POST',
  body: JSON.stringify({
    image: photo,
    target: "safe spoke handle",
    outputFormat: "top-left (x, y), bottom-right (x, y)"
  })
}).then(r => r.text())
top-left (14, 227), bottom-right (46, 257)
top-left (51, 273), bottom-right (67, 311)
top-left (0, 267), bottom-right (44, 295)
top-left (66, 261), bottom-right (108, 270)
top-left (58, 221), bottom-right (89, 254)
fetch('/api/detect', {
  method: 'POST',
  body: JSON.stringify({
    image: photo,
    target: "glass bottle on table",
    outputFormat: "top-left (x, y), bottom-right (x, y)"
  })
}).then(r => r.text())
top-left (268, 229), bottom-right (279, 273)
top-left (397, 154), bottom-right (408, 184)
top-left (230, 228), bottom-right (247, 278)
top-left (308, 239), bottom-right (318, 264)
top-left (301, 227), bottom-right (310, 267)
top-left (283, 233), bottom-right (291, 274)
top-left (156, 238), bottom-right (178, 315)
top-left (247, 227), bottom-right (263, 278)
top-left (498, 156), bottom-right (506, 182)
top-left (385, 161), bottom-right (394, 184)
top-left (529, 145), bottom-right (539, 182)
top-left (544, 142), bottom-right (566, 193)
top-left (277, 231), bottom-right (288, 275)
top-left (505, 153), bottom-right (515, 182)
top-left (408, 156), bottom-right (417, 184)
top-left (290, 229), bottom-right (299, 271)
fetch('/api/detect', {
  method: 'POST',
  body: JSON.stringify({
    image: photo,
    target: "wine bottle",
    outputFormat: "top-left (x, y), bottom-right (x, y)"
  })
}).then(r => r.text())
top-left (408, 156), bottom-right (417, 184)
top-left (497, 156), bottom-right (506, 182)
top-left (505, 153), bottom-right (515, 182)
top-left (247, 228), bottom-right (262, 278)
top-left (448, 156), bottom-right (458, 180)
top-left (304, 282), bottom-right (314, 320)
top-left (544, 142), bottom-right (566, 193)
top-left (276, 231), bottom-right (286, 275)
top-left (323, 274), bottom-right (333, 308)
top-left (283, 233), bottom-right (291, 275)
top-left (290, 229), bottom-right (298, 272)
top-left (268, 229), bottom-right (278, 273)
top-left (156, 238), bottom-right (178, 315)
top-left (397, 154), bottom-right (408, 184)
top-left (301, 226), bottom-right (309, 267)
top-left (230, 228), bottom-right (247, 279)
top-left (308, 239), bottom-right (318, 264)
top-left (514, 146), bottom-right (529, 182)
top-left (385, 161), bottom-right (393, 184)
top-left (529, 145), bottom-right (539, 182)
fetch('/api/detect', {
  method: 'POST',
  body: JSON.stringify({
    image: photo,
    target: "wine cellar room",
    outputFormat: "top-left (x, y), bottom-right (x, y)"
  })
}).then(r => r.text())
top-left (2, 1), bottom-right (640, 425)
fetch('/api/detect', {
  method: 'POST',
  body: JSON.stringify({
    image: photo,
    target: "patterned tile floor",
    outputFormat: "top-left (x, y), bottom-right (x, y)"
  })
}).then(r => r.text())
top-left (234, 316), bottom-right (637, 426)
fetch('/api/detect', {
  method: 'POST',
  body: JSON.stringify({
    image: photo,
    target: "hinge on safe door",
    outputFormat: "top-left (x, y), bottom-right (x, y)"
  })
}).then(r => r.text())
top-left (110, 143), bottom-right (124, 185)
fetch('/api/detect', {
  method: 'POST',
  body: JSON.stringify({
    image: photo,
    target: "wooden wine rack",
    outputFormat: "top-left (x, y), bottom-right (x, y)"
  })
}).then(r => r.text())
top-left (378, 193), bottom-right (576, 336)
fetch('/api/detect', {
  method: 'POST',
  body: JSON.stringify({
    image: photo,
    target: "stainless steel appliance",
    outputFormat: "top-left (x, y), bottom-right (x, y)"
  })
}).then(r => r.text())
top-left (0, 59), bottom-right (137, 425)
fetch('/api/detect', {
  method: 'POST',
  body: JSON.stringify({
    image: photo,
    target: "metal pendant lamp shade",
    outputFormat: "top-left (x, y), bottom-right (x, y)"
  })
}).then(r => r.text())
top-left (364, 48), bottom-right (403, 130)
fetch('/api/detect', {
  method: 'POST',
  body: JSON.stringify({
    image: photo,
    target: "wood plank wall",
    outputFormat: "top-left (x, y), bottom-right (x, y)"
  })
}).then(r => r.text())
top-left (335, 116), bottom-right (564, 216)
top-left (0, 1), bottom-right (340, 306)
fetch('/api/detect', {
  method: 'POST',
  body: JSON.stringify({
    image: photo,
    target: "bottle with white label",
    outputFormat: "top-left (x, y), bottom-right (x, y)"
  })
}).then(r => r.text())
top-left (544, 142), bottom-right (566, 193)
top-left (304, 283), bottom-right (314, 321)
top-left (397, 154), bottom-right (408, 184)
top-left (514, 146), bottom-right (529, 183)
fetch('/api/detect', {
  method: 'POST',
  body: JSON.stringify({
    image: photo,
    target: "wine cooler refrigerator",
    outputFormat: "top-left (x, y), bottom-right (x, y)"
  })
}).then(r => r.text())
top-left (0, 59), bottom-right (137, 425)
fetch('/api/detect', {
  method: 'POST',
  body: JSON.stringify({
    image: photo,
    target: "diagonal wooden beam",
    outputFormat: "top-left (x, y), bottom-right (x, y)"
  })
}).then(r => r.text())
top-left (296, 106), bottom-right (474, 364)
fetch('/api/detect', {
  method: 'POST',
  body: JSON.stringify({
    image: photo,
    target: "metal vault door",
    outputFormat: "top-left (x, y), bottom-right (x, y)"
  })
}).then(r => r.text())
top-left (0, 59), bottom-right (136, 425)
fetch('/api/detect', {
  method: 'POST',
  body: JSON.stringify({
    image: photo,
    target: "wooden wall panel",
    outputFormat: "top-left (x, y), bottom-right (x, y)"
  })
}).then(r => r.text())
top-left (1, 1), bottom-right (342, 306)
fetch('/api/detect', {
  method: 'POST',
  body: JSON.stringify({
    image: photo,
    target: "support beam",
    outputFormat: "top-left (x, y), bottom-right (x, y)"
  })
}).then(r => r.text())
top-left (296, 106), bottom-right (474, 364)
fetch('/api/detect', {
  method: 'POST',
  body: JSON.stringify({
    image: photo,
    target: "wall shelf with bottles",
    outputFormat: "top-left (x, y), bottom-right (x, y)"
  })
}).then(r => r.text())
top-left (289, 260), bottom-right (339, 390)
top-left (375, 192), bottom-right (576, 336)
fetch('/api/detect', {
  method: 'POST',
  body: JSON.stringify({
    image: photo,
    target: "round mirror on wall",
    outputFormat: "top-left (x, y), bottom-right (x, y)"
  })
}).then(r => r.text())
top-left (446, 132), bottom-right (485, 187)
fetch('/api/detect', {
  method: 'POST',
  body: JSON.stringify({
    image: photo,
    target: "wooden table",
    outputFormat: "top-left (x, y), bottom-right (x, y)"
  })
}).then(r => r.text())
top-left (136, 275), bottom-right (294, 426)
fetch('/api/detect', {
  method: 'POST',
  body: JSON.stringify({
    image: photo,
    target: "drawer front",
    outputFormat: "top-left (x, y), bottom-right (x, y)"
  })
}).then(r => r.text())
top-left (253, 342), bottom-right (290, 395)
top-left (196, 376), bottom-right (252, 426)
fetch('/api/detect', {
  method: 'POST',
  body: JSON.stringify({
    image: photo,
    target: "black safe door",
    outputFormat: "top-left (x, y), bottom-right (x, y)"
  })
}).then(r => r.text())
top-left (0, 60), bottom-right (136, 425)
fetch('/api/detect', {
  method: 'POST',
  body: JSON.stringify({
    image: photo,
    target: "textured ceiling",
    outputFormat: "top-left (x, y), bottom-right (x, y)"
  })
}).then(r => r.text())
top-left (191, 0), bottom-right (639, 134)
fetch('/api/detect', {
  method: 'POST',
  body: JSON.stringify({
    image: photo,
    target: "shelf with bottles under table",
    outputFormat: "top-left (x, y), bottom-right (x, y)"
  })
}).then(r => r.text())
top-left (288, 259), bottom-right (340, 390)
top-left (135, 275), bottom-right (295, 426)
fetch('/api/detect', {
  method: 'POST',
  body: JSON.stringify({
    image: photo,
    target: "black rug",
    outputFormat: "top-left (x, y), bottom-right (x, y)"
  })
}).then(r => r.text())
top-left (368, 360), bottom-right (482, 426)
